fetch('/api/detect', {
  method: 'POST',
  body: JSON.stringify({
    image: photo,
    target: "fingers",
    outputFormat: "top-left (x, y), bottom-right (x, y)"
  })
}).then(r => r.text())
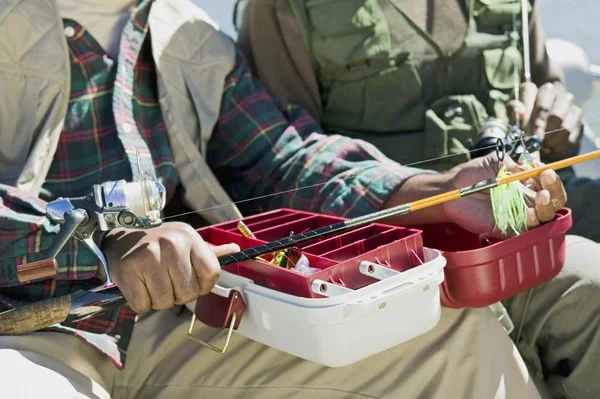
top-left (137, 238), bottom-right (177, 311)
top-left (528, 82), bottom-right (556, 139)
top-left (120, 277), bottom-right (152, 313)
top-left (167, 225), bottom-right (229, 303)
top-left (190, 234), bottom-right (223, 295)
top-left (545, 104), bottom-right (583, 155)
top-left (507, 100), bottom-right (526, 126)
top-left (164, 242), bottom-right (201, 306)
top-left (523, 177), bottom-right (541, 192)
top-left (155, 227), bottom-right (192, 308)
top-left (145, 264), bottom-right (176, 310)
top-left (103, 222), bottom-right (235, 312)
top-left (530, 170), bottom-right (567, 224)
top-left (564, 106), bottom-right (584, 144)
top-left (208, 242), bottom-right (241, 257)
top-left (543, 91), bottom-right (574, 149)
top-left (533, 189), bottom-right (555, 223)
top-left (540, 169), bottom-right (567, 209)
top-left (526, 207), bottom-right (541, 230)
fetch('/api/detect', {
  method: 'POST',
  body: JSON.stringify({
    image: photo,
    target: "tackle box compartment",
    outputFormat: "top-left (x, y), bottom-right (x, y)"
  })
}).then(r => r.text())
top-left (196, 208), bottom-right (426, 298)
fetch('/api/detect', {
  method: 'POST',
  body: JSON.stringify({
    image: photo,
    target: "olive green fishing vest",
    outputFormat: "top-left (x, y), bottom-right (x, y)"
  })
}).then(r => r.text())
top-left (287, 0), bottom-right (532, 170)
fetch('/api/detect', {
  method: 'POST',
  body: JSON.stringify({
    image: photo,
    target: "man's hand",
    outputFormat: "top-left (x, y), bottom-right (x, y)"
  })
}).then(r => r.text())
top-left (508, 82), bottom-right (583, 160)
top-left (101, 222), bottom-right (240, 313)
top-left (441, 154), bottom-right (567, 237)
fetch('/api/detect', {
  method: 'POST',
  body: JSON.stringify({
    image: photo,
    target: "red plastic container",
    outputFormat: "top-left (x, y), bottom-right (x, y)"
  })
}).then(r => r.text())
top-left (196, 209), bottom-right (425, 298)
top-left (415, 208), bottom-right (572, 308)
top-left (195, 207), bottom-right (572, 306)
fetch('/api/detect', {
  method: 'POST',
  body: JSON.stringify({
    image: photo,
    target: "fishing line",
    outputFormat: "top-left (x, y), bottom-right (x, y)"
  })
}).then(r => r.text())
top-left (162, 118), bottom-right (600, 221)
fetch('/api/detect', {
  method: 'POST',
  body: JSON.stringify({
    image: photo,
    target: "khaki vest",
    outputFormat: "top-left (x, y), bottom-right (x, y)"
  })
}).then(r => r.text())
top-left (287, 0), bottom-right (531, 170)
top-left (0, 0), bottom-right (242, 224)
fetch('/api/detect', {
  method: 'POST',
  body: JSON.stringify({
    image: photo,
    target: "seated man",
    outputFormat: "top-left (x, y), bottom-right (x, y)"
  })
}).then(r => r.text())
top-left (237, 0), bottom-right (600, 244)
top-left (0, 1), bottom-right (594, 398)
top-left (237, 0), bottom-right (600, 397)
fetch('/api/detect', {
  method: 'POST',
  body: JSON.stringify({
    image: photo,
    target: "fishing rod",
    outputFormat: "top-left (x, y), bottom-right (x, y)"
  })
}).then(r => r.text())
top-left (219, 148), bottom-right (599, 266)
top-left (519, 0), bottom-right (538, 128)
top-left (1, 148), bottom-right (600, 335)
top-left (468, 1), bottom-right (540, 161)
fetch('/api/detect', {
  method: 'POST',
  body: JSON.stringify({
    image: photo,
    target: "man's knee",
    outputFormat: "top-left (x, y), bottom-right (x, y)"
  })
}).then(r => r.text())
top-left (563, 234), bottom-right (600, 280)
top-left (0, 331), bottom-right (114, 397)
top-left (0, 348), bottom-right (110, 399)
top-left (566, 234), bottom-right (597, 250)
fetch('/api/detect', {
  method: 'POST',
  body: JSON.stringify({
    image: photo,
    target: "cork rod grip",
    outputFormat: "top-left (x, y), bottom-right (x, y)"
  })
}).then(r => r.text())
top-left (0, 295), bottom-right (71, 335)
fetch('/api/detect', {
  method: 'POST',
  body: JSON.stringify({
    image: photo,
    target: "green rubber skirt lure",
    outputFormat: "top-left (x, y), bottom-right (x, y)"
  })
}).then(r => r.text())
top-left (490, 156), bottom-right (536, 236)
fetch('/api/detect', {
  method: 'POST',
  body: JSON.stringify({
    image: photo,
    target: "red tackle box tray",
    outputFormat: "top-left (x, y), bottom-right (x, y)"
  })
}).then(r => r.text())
top-left (415, 207), bottom-right (572, 308)
top-left (195, 209), bottom-right (425, 298)
top-left (195, 207), bottom-right (572, 306)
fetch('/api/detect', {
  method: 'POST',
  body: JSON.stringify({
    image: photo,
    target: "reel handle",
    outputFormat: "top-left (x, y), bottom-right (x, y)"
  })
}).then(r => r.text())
top-left (16, 259), bottom-right (58, 284)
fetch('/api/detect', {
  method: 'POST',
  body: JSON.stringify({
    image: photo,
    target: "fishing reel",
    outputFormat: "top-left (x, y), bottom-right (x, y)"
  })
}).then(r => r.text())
top-left (469, 118), bottom-right (542, 162)
top-left (48, 179), bottom-right (167, 232)
top-left (0, 178), bottom-right (167, 333)
top-left (17, 179), bottom-right (166, 286)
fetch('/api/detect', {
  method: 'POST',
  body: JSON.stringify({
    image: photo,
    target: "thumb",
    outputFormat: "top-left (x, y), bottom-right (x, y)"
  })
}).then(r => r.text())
top-left (208, 243), bottom-right (241, 257)
top-left (506, 100), bottom-right (526, 126)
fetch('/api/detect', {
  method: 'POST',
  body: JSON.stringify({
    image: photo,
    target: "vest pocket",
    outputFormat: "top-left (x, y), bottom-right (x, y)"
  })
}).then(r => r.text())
top-left (473, 0), bottom-right (532, 29)
top-left (363, 55), bottom-right (424, 132)
top-left (304, 0), bottom-right (424, 133)
top-left (482, 45), bottom-right (522, 90)
top-left (305, 0), bottom-right (391, 69)
top-left (322, 53), bottom-right (424, 133)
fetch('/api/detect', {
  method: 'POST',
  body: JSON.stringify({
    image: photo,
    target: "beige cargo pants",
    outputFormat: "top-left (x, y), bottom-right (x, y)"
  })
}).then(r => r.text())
top-left (0, 235), bottom-right (598, 399)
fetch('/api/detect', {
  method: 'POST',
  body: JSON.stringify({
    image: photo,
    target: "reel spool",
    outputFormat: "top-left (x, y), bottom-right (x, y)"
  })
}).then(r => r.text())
top-left (93, 179), bottom-right (166, 230)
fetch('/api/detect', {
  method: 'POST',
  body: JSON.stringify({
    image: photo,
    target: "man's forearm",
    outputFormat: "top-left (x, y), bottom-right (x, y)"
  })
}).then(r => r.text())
top-left (381, 173), bottom-right (455, 226)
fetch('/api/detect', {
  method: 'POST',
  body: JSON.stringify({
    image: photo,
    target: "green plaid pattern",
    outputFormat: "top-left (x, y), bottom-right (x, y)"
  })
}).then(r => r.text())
top-left (0, 0), bottom-right (176, 368)
top-left (0, 0), bottom-right (423, 369)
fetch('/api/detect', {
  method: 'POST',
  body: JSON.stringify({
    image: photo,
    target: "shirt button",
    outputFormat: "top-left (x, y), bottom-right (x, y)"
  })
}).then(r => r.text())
top-left (122, 123), bottom-right (133, 133)
top-left (64, 26), bottom-right (75, 38)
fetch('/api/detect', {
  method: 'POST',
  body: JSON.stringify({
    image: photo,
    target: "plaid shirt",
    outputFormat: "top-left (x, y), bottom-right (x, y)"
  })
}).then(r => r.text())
top-left (0, 0), bottom-right (424, 369)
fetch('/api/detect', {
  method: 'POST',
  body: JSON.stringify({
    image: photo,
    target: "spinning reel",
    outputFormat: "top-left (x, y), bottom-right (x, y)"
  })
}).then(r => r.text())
top-left (2, 178), bottom-right (167, 330)
top-left (469, 118), bottom-right (542, 162)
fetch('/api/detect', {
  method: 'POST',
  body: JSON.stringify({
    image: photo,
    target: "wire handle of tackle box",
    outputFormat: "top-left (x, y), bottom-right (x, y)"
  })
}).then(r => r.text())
top-left (189, 284), bottom-right (246, 353)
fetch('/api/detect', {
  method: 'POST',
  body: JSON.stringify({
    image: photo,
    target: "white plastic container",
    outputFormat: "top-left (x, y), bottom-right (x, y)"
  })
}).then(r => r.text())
top-left (189, 247), bottom-right (447, 367)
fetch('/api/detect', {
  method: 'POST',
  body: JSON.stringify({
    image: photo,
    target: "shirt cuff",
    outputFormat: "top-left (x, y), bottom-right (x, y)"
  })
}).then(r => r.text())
top-left (319, 161), bottom-right (438, 219)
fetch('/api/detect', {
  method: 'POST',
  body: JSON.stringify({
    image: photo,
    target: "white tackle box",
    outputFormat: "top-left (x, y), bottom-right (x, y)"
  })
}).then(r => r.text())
top-left (188, 247), bottom-right (446, 367)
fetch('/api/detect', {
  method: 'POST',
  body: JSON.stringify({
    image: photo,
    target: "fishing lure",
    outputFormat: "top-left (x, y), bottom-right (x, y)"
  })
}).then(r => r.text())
top-left (237, 221), bottom-right (256, 239)
top-left (237, 221), bottom-right (303, 269)
top-left (490, 151), bottom-right (536, 236)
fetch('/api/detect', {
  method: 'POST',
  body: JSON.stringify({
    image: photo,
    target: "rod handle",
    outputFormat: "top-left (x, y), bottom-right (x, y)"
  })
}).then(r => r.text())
top-left (0, 295), bottom-right (71, 335)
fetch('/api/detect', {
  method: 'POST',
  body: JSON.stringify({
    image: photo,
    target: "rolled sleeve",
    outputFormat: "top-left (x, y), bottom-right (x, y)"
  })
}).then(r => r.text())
top-left (207, 50), bottom-right (433, 218)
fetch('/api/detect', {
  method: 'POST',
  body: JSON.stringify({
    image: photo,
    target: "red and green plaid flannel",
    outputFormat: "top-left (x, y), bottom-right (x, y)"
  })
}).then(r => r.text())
top-left (0, 0), bottom-right (425, 368)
